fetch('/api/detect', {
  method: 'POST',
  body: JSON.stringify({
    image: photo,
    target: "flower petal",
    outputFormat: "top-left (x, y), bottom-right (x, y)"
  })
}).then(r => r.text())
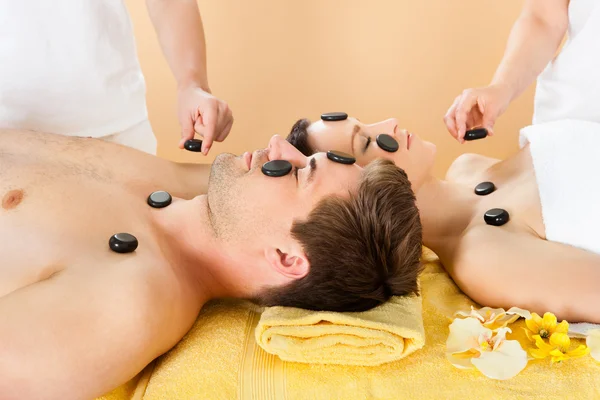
top-left (447, 317), bottom-right (489, 354)
top-left (524, 327), bottom-right (535, 343)
top-left (506, 307), bottom-right (532, 320)
top-left (567, 345), bottom-right (590, 359)
top-left (549, 332), bottom-right (571, 350)
top-left (490, 314), bottom-right (520, 330)
top-left (471, 340), bottom-right (528, 380)
top-left (551, 354), bottom-right (567, 364)
top-left (447, 352), bottom-right (476, 370)
top-left (533, 335), bottom-right (555, 352)
top-left (492, 327), bottom-right (512, 351)
top-left (555, 320), bottom-right (569, 334)
top-left (587, 330), bottom-right (600, 362)
top-left (525, 317), bottom-right (540, 334)
top-left (529, 348), bottom-right (551, 359)
top-left (531, 312), bottom-right (543, 325)
top-left (541, 313), bottom-right (558, 331)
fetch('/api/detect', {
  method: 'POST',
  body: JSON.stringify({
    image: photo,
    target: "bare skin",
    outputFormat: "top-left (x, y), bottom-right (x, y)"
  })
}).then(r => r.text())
top-left (428, 149), bottom-right (600, 323)
top-left (0, 131), bottom-right (212, 398)
top-left (302, 116), bottom-right (600, 323)
top-left (0, 130), bottom-right (363, 399)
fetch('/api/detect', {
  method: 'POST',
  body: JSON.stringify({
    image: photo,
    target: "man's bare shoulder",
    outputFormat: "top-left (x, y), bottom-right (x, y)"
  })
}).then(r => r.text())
top-left (445, 153), bottom-right (501, 184)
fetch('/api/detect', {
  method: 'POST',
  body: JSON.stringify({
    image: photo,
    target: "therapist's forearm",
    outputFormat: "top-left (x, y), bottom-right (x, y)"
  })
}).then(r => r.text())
top-left (491, 13), bottom-right (567, 101)
top-left (146, 0), bottom-right (210, 91)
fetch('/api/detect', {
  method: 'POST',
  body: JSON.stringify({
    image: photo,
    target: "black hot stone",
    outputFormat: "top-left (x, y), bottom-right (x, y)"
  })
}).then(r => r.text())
top-left (147, 191), bottom-right (172, 208)
top-left (474, 182), bottom-right (496, 196)
top-left (464, 128), bottom-right (488, 141)
top-left (262, 160), bottom-right (293, 177)
top-left (484, 208), bottom-right (510, 226)
top-left (327, 150), bottom-right (356, 165)
top-left (321, 112), bottom-right (348, 122)
top-left (376, 134), bottom-right (399, 153)
top-left (109, 233), bottom-right (139, 254)
top-left (184, 139), bottom-right (203, 152)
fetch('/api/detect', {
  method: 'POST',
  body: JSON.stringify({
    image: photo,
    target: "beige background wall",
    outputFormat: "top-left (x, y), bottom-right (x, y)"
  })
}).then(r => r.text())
top-left (126, 0), bottom-right (534, 178)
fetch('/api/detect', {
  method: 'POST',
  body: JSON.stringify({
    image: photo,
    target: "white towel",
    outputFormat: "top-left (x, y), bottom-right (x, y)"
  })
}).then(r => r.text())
top-left (0, 0), bottom-right (148, 138)
top-left (520, 119), bottom-right (600, 336)
top-left (533, 0), bottom-right (600, 125)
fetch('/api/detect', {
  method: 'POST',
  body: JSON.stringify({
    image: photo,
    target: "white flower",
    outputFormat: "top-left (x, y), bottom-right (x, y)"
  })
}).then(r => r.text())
top-left (446, 317), bottom-right (528, 380)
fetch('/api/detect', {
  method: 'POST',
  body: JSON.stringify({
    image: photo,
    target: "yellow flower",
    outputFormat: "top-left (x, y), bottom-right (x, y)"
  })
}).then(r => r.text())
top-left (455, 306), bottom-right (531, 331)
top-left (446, 317), bottom-right (528, 380)
top-left (529, 332), bottom-right (589, 363)
top-left (524, 312), bottom-right (569, 342)
top-left (587, 329), bottom-right (600, 362)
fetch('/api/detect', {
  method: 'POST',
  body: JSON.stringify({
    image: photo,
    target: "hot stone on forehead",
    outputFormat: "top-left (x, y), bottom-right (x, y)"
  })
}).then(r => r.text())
top-left (321, 112), bottom-right (348, 122)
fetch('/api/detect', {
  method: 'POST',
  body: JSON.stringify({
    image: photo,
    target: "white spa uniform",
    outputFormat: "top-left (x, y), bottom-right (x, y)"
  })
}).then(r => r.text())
top-left (0, 0), bottom-right (157, 154)
top-left (533, 0), bottom-right (600, 125)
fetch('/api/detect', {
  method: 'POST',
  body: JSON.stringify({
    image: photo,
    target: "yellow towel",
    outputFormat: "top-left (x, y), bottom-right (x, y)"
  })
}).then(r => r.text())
top-left (99, 247), bottom-right (600, 400)
top-left (255, 295), bottom-right (425, 366)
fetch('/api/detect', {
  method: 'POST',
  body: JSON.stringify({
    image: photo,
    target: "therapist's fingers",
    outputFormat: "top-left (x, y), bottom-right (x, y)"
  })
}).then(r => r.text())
top-left (179, 113), bottom-right (196, 149)
top-left (454, 91), bottom-right (479, 142)
top-left (196, 107), bottom-right (217, 155)
top-left (216, 117), bottom-right (234, 143)
top-left (213, 103), bottom-right (233, 143)
top-left (444, 96), bottom-right (461, 140)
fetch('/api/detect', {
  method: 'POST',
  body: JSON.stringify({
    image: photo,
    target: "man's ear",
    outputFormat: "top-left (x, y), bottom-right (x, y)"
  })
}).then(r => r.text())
top-left (264, 245), bottom-right (309, 280)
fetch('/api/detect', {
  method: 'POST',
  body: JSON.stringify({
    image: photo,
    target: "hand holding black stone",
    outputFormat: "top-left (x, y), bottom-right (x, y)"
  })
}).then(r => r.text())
top-left (376, 134), bottom-right (399, 153)
top-left (109, 233), bottom-right (139, 254)
top-left (464, 128), bottom-right (488, 141)
top-left (184, 139), bottom-right (203, 152)
top-left (262, 160), bottom-right (293, 177)
top-left (321, 112), bottom-right (348, 122)
top-left (147, 191), bottom-right (172, 208)
top-left (327, 150), bottom-right (356, 165)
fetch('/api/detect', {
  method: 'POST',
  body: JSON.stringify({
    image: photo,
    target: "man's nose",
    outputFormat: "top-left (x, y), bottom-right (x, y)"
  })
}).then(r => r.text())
top-left (268, 135), bottom-right (308, 168)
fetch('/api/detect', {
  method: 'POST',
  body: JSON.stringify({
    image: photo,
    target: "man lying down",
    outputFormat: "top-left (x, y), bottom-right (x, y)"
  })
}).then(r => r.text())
top-left (0, 130), bottom-right (422, 399)
top-left (288, 113), bottom-right (600, 326)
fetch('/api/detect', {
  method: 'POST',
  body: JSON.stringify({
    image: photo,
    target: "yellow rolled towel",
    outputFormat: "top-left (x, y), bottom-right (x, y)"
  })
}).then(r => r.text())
top-left (255, 295), bottom-right (425, 366)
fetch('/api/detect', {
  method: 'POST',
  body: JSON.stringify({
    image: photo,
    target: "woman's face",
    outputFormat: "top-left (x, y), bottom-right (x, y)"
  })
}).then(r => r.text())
top-left (298, 115), bottom-right (436, 187)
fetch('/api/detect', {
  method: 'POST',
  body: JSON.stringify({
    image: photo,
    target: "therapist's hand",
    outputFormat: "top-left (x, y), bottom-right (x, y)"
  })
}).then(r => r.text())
top-left (177, 85), bottom-right (234, 154)
top-left (444, 84), bottom-right (512, 143)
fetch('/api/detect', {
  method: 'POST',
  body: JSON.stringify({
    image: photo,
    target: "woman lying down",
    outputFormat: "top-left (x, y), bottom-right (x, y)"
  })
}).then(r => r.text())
top-left (287, 113), bottom-right (600, 325)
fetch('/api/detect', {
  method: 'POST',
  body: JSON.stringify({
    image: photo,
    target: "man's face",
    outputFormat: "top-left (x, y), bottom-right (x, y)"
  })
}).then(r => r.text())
top-left (207, 135), bottom-right (362, 248)
top-left (306, 116), bottom-right (436, 188)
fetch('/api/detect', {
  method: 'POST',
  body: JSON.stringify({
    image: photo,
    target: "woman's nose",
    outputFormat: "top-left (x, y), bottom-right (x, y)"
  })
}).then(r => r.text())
top-left (268, 135), bottom-right (308, 168)
top-left (380, 118), bottom-right (399, 136)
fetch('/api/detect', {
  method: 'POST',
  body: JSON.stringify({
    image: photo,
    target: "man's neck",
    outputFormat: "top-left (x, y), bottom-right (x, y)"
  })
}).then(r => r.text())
top-left (415, 176), bottom-right (479, 253)
top-left (150, 195), bottom-right (248, 303)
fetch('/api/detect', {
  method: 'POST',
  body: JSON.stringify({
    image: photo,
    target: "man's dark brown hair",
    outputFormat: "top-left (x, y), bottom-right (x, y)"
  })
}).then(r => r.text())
top-left (256, 158), bottom-right (423, 312)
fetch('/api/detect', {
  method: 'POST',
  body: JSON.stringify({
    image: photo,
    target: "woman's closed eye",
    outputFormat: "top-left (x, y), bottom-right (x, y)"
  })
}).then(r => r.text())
top-left (363, 137), bottom-right (371, 153)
